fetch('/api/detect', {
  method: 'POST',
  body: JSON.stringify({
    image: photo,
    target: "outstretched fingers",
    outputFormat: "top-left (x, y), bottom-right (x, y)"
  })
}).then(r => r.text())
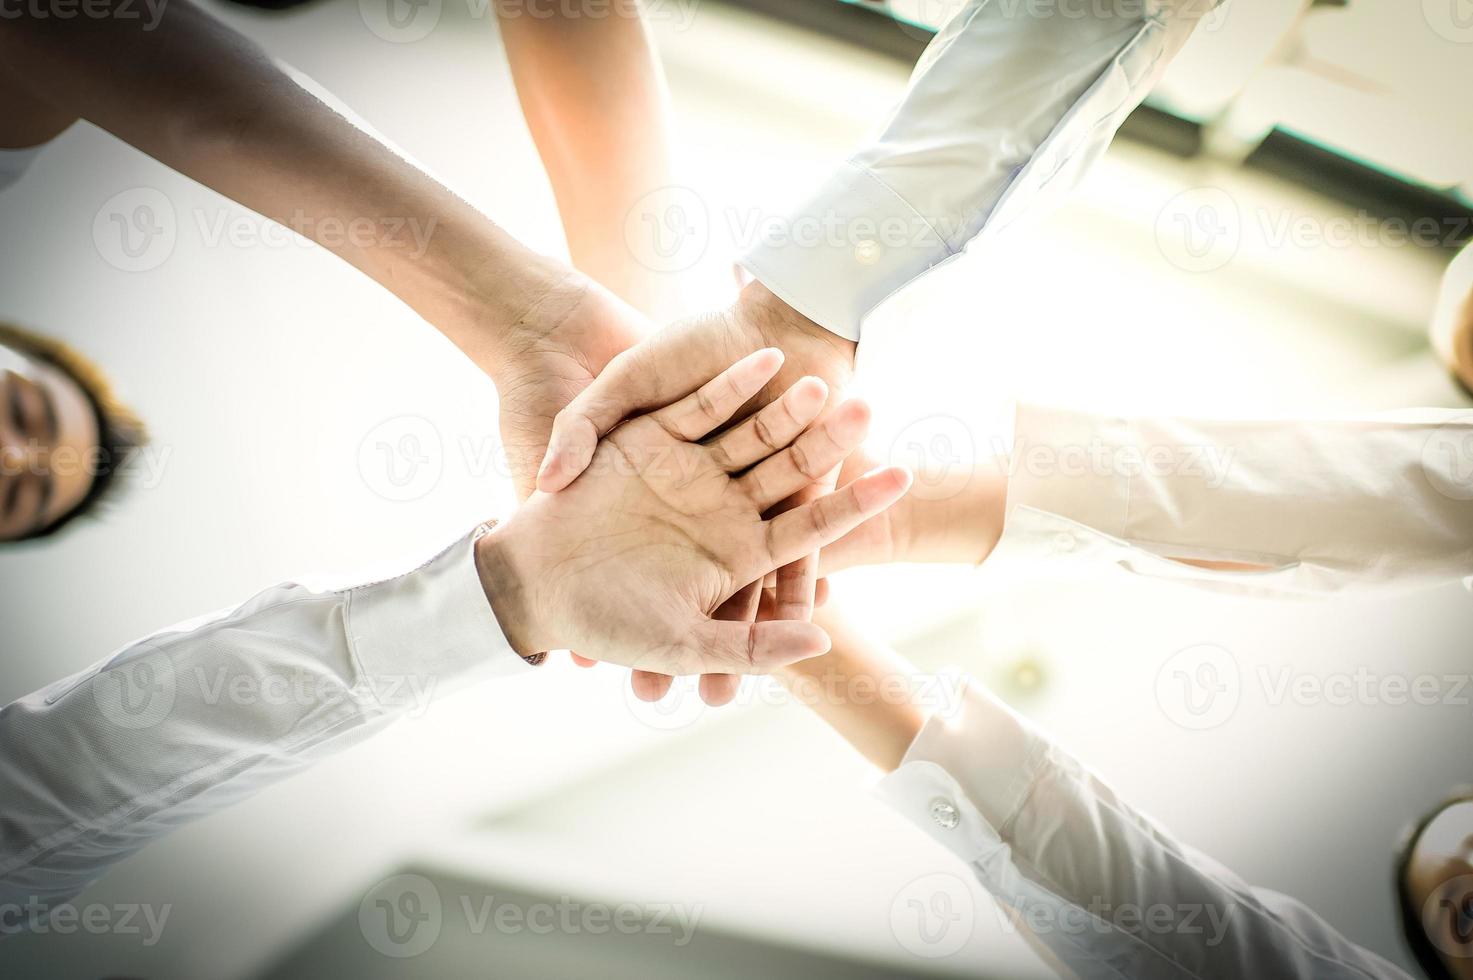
top-left (738, 398), bottom-right (871, 511)
top-left (706, 376), bottom-right (828, 472)
top-left (537, 330), bottom-right (739, 492)
top-left (763, 466), bottom-right (913, 570)
top-left (647, 348), bottom-right (785, 443)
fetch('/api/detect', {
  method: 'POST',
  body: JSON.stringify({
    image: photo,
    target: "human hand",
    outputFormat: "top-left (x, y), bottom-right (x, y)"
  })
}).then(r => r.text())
top-left (478, 269), bottom-right (652, 500)
top-left (475, 348), bottom-right (911, 675)
top-left (816, 450), bottom-right (1008, 576)
top-left (532, 281), bottom-right (858, 702)
top-left (535, 279), bottom-right (857, 595)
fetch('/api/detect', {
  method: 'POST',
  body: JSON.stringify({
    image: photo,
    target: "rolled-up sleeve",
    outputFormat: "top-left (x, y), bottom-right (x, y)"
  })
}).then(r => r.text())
top-left (741, 0), bottom-right (1215, 341)
top-left (0, 525), bottom-right (533, 918)
top-left (998, 404), bottom-right (1473, 596)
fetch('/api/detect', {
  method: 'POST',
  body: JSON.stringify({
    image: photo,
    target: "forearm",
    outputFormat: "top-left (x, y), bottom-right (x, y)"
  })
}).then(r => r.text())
top-left (741, 0), bottom-right (1215, 341)
top-left (1007, 405), bottom-right (1473, 591)
top-left (0, 529), bottom-right (528, 914)
top-left (783, 610), bottom-right (1409, 976)
top-left (778, 606), bottom-right (927, 771)
top-left (496, 0), bottom-right (677, 319)
top-left (0, 2), bottom-right (561, 367)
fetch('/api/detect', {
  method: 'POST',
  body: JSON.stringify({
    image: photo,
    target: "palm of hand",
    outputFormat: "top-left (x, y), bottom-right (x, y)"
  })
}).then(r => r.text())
top-left (526, 430), bottom-right (753, 672)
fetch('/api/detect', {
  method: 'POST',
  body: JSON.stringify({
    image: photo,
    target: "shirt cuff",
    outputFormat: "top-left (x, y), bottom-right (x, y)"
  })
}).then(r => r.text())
top-left (874, 678), bottom-right (1048, 863)
top-left (738, 161), bottom-right (952, 342)
top-left (346, 526), bottom-right (535, 707)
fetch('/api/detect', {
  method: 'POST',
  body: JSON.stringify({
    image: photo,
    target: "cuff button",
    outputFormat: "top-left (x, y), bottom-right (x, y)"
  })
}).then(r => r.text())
top-left (929, 799), bottom-right (960, 830)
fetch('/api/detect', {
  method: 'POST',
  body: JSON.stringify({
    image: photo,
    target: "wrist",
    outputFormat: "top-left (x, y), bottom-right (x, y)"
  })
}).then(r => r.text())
top-left (427, 231), bottom-right (575, 375)
top-left (898, 465), bottom-right (1008, 566)
top-left (738, 280), bottom-right (857, 368)
top-left (474, 517), bottom-right (553, 659)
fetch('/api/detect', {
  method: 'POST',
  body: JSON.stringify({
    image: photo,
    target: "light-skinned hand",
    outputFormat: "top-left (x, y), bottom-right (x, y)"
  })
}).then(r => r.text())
top-left (475, 348), bottom-right (911, 676)
top-left (532, 281), bottom-right (858, 703)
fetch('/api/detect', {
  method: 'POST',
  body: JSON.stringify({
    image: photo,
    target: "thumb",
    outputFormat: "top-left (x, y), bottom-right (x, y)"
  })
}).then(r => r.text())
top-left (535, 354), bottom-right (644, 492)
top-left (690, 619), bottom-right (831, 674)
top-left (536, 321), bottom-right (738, 492)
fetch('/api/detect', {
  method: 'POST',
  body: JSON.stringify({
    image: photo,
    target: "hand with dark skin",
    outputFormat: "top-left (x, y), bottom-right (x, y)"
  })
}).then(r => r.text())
top-left (0, 0), bottom-right (660, 505)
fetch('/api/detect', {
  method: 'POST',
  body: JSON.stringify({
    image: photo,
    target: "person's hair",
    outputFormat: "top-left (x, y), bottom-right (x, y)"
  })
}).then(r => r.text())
top-left (1395, 787), bottom-right (1473, 980)
top-left (0, 321), bottom-right (148, 540)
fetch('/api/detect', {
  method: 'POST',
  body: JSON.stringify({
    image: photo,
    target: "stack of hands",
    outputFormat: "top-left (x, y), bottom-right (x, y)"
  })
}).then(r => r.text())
top-left (472, 271), bottom-right (917, 705)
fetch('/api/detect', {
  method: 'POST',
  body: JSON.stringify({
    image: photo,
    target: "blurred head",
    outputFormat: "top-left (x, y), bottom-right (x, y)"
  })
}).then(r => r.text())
top-left (1397, 790), bottom-right (1473, 980)
top-left (0, 322), bottom-right (147, 542)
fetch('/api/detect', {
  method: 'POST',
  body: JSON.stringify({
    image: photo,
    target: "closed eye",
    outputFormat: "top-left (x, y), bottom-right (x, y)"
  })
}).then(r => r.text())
top-left (1, 472), bottom-right (19, 522)
top-left (7, 375), bottom-right (22, 433)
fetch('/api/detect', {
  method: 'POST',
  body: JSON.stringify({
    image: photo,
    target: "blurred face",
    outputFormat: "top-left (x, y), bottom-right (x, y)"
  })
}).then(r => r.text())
top-left (0, 341), bottom-right (100, 541)
top-left (1407, 801), bottom-right (1473, 980)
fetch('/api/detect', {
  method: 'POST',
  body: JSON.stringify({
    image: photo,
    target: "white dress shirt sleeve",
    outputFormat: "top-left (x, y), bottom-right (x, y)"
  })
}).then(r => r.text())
top-left (0, 143), bottom-right (48, 195)
top-left (996, 404), bottom-right (1473, 596)
top-left (740, 0), bottom-right (1215, 341)
top-left (876, 679), bottom-right (1413, 979)
top-left (0, 525), bottom-right (534, 917)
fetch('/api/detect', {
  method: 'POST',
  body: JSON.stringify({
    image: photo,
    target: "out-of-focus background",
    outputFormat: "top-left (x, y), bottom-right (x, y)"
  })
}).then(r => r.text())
top-left (1, 0), bottom-right (1470, 977)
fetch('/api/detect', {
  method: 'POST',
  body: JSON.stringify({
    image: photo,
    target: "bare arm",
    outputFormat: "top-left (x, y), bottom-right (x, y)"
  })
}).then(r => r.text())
top-left (495, 0), bottom-right (679, 320)
top-left (777, 604), bottom-right (926, 771)
top-left (0, 0), bottom-right (564, 370)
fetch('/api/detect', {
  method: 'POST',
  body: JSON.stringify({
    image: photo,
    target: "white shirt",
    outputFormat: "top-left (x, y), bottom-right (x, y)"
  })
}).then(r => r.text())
top-left (871, 405), bottom-right (1473, 980)
top-left (741, 0), bottom-right (1216, 341)
top-left (2, 407), bottom-right (1467, 938)
top-left (876, 679), bottom-right (1414, 979)
top-left (0, 144), bottom-right (46, 194)
top-left (999, 404), bottom-right (1473, 597)
top-left (0, 526), bottom-right (534, 919)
